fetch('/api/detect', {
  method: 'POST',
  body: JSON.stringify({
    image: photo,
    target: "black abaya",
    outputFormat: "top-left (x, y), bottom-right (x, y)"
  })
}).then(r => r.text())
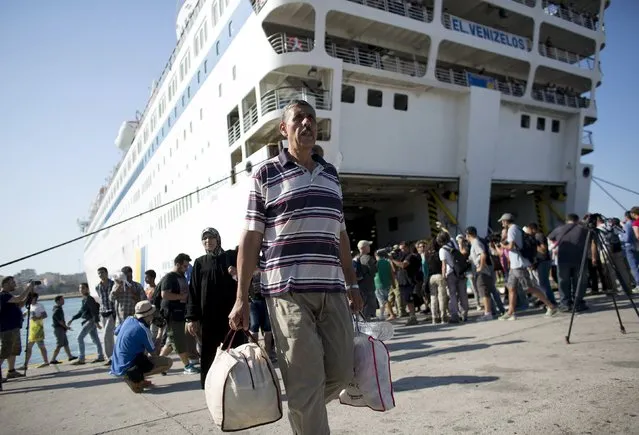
top-left (186, 249), bottom-right (247, 389)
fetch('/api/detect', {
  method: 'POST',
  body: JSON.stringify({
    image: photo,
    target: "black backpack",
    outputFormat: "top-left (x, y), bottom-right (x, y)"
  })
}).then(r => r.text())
top-left (478, 237), bottom-right (493, 267)
top-left (603, 228), bottom-right (622, 253)
top-left (518, 228), bottom-right (538, 263)
top-left (444, 245), bottom-right (470, 277)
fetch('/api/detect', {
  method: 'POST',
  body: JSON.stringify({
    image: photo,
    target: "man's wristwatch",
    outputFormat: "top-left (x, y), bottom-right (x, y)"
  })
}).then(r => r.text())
top-left (346, 284), bottom-right (360, 290)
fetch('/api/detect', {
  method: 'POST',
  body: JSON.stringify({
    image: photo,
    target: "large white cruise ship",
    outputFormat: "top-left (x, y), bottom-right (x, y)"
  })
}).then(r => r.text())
top-left (80, 0), bottom-right (608, 288)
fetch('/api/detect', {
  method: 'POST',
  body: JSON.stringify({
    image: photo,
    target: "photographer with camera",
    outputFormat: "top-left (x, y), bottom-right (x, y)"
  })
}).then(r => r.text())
top-left (0, 277), bottom-right (35, 379)
top-left (592, 214), bottom-right (634, 293)
top-left (547, 214), bottom-right (590, 312)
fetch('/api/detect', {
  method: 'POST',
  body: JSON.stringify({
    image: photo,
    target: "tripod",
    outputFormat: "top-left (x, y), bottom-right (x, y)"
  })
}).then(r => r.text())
top-left (23, 298), bottom-right (33, 376)
top-left (565, 223), bottom-right (639, 344)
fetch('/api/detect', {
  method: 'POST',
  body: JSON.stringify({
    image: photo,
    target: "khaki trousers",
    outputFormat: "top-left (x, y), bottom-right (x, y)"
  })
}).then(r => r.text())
top-left (266, 292), bottom-right (354, 435)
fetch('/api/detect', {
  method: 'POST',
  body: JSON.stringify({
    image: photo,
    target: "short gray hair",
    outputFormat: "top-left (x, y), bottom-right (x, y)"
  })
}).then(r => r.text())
top-left (281, 99), bottom-right (316, 123)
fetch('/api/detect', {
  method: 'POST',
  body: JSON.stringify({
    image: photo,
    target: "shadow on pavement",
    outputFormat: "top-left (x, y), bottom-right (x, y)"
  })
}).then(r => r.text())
top-left (0, 376), bottom-right (118, 395)
top-left (391, 340), bottom-right (526, 363)
top-left (392, 375), bottom-right (499, 392)
top-left (385, 336), bottom-right (476, 352)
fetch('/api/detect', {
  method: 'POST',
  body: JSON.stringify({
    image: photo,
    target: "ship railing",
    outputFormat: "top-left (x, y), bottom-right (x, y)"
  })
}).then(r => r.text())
top-left (442, 13), bottom-right (533, 51)
top-left (532, 88), bottom-right (590, 109)
top-left (541, 0), bottom-right (598, 31)
top-left (261, 88), bottom-right (332, 116)
top-left (582, 129), bottom-right (593, 145)
top-left (251, 0), bottom-right (269, 13)
top-left (228, 120), bottom-right (242, 146)
top-left (139, 0), bottom-right (206, 131)
top-left (435, 67), bottom-right (526, 97)
top-left (346, 0), bottom-right (434, 23)
top-left (538, 44), bottom-right (595, 70)
top-left (509, 0), bottom-right (536, 7)
top-left (243, 105), bottom-right (259, 133)
top-left (326, 41), bottom-right (427, 77)
top-left (267, 33), bottom-right (315, 54)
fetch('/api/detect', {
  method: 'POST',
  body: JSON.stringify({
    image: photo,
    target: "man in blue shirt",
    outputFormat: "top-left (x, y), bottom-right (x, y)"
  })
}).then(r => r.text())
top-left (111, 300), bottom-right (173, 393)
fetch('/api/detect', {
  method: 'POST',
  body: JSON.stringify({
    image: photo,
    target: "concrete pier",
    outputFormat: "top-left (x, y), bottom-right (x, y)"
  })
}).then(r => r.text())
top-left (2, 295), bottom-right (638, 435)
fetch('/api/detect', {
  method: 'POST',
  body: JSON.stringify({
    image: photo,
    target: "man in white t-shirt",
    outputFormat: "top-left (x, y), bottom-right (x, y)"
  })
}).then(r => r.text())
top-left (498, 213), bottom-right (558, 321)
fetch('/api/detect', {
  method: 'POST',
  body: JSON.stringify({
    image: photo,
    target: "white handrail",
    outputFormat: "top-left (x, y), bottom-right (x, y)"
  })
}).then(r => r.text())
top-left (267, 33), bottom-right (315, 54)
top-left (243, 105), bottom-right (259, 133)
top-left (346, 0), bottom-right (434, 23)
top-left (228, 120), bottom-right (241, 146)
top-left (509, 0), bottom-right (536, 7)
top-left (542, 0), bottom-right (598, 31)
top-left (251, 0), bottom-right (269, 13)
top-left (538, 44), bottom-right (594, 70)
top-left (261, 88), bottom-right (332, 116)
top-left (325, 41), bottom-right (427, 77)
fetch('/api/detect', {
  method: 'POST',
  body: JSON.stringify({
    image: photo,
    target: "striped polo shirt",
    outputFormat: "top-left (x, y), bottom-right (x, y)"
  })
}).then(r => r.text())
top-left (245, 149), bottom-right (346, 296)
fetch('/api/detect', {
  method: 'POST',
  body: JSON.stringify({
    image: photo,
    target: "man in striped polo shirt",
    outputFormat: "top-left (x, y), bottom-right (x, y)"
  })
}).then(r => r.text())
top-left (230, 99), bottom-right (363, 435)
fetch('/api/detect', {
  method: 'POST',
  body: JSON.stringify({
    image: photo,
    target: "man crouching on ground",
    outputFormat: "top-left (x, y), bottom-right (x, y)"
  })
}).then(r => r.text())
top-left (110, 301), bottom-right (173, 393)
top-left (229, 99), bottom-right (364, 434)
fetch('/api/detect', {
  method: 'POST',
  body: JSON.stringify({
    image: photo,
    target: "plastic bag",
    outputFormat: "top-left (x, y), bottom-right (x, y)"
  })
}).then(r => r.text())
top-left (339, 332), bottom-right (395, 412)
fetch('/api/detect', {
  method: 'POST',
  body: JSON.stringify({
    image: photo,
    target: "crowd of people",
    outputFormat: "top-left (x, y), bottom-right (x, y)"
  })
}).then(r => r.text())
top-left (351, 210), bottom-right (639, 328)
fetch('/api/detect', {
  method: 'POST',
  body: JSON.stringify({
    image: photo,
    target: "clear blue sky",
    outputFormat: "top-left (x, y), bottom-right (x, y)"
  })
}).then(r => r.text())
top-left (0, 1), bottom-right (635, 276)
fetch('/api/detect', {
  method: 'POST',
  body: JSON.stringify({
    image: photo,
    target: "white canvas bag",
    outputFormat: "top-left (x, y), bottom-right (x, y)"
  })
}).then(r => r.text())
top-left (205, 331), bottom-right (283, 431)
top-left (339, 320), bottom-right (395, 412)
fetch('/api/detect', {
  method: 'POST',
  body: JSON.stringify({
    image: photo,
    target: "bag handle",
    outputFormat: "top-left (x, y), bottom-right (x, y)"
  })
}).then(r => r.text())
top-left (352, 311), bottom-right (366, 333)
top-left (222, 329), bottom-right (272, 359)
top-left (221, 329), bottom-right (239, 351)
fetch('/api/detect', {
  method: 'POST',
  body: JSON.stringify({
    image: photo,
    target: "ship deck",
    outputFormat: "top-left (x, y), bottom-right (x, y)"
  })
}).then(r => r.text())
top-left (2, 294), bottom-right (638, 435)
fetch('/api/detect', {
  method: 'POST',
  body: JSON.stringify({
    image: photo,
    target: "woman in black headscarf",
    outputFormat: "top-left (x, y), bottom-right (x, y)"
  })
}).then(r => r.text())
top-left (186, 227), bottom-right (246, 389)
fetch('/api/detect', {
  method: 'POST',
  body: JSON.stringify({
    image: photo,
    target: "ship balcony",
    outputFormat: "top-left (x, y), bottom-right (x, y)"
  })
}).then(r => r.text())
top-left (345, 0), bottom-right (434, 23)
top-left (541, 0), bottom-right (601, 32)
top-left (260, 87), bottom-right (331, 117)
top-left (538, 43), bottom-right (596, 71)
top-left (325, 40), bottom-right (427, 79)
top-left (531, 88), bottom-right (590, 109)
top-left (228, 121), bottom-right (242, 147)
top-left (510, 0), bottom-right (536, 7)
top-left (251, 0), bottom-right (269, 14)
top-left (267, 33), bottom-right (315, 54)
top-left (229, 87), bottom-right (332, 147)
top-left (581, 129), bottom-right (594, 156)
top-left (243, 105), bottom-right (259, 133)
top-left (435, 67), bottom-right (526, 97)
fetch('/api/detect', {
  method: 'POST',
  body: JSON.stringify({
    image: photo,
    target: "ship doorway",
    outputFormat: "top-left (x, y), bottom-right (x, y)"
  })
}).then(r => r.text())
top-left (489, 182), bottom-right (567, 237)
top-left (345, 209), bottom-right (378, 256)
top-left (341, 174), bottom-right (458, 250)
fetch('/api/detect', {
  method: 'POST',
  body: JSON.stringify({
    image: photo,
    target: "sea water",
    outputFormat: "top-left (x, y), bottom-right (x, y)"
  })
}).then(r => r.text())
top-left (17, 297), bottom-right (101, 365)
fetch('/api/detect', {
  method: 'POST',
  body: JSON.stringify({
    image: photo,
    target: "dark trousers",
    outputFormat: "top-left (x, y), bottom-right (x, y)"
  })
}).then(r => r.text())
top-left (557, 263), bottom-right (587, 308)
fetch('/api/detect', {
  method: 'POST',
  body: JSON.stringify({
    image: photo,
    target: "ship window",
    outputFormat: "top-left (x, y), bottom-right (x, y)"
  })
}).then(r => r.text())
top-left (520, 114), bottom-right (530, 129)
top-left (188, 86), bottom-right (191, 98)
top-left (367, 89), bottom-right (383, 107)
top-left (537, 117), bottom-right (546, 131)
top-left (204, 60), bottom-right (208, 73)
top-left (200, 108), bottom-right (204, 120)
top-left (228, 21), bottom-right (233, 37)
top-left (198, 71), bottom-right (201, 83)
top-left (216, 41), bottom-right (220, 55)
top-left (182, 95), bottom-right (185, 107)
top-left (551, 119), bottom-right (560, 133)
top-left (218, 83), bottom-right (223, 97)
top-left (394, 94), bottom-right (408, 111)
top-left (341, 85), bottom-right (355, 103)
top-left (232, 65), bottom-right (236, 80)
